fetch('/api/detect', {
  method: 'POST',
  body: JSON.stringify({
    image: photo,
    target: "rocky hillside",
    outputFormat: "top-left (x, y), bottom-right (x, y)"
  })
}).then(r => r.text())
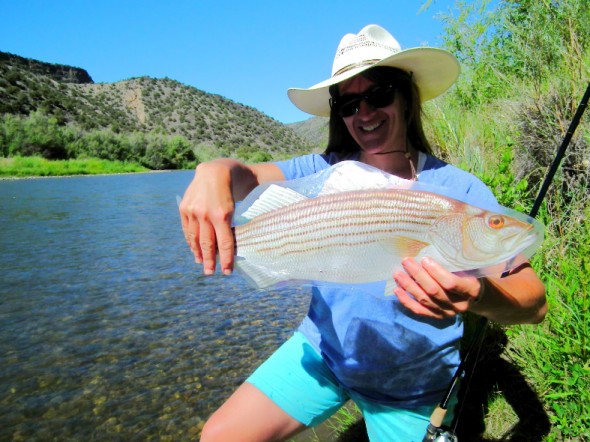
top-left (0, 51), bottom-right (93, 84)
top-left (0, 51), bottom-right (324, 163)
top-left (289, 117), bottom-right (329, 153)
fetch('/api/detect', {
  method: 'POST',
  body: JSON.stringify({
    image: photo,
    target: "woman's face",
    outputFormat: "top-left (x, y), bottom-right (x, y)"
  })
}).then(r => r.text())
top-left (338, 75), bottom-right (407, 156)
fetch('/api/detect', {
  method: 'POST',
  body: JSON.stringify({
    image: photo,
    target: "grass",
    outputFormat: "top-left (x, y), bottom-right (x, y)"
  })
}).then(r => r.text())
top-left (396, 49), bottom-right (589, 439)
top-left (504, 206), bottom-right (590, 440)
top-left (325, 403), bottom-right (364, 440)
top-left (425, 86), bottom-right (590, 439)
top-left (0, 156), bottom-right (149, 177)
top-left (464, 214), bottom-right (590, 440)
top-left (288, 403), bottom-right (365, 442)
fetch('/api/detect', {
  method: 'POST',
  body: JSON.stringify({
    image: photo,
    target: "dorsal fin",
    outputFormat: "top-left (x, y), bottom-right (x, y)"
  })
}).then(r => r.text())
top-left (240, 184), bottom-right (308, 220)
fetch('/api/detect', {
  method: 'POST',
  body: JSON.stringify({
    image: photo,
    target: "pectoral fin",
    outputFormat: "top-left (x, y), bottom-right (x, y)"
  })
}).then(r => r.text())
top-left (380, 237), bottom-right (429, 297)
top-left (388, 236), bottom-right (430, 257)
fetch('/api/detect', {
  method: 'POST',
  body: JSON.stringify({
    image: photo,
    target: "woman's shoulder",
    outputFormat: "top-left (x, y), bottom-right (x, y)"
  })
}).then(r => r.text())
top-left (275, 152), bottom-right (359, 180)
top-left (420, 154), bottom-right (498, 207)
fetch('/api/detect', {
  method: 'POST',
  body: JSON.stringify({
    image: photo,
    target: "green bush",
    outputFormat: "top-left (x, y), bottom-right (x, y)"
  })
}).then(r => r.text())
top-left (428, 0), bottom-right (590, 438)
top-left (0, 112), bottom-right (198, 171)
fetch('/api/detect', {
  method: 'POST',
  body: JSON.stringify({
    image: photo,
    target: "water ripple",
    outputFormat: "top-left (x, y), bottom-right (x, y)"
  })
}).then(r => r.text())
top-left (0, 172), bottom-right (310, 440)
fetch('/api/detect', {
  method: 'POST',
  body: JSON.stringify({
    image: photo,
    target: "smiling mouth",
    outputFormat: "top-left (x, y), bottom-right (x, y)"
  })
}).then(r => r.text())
top-left (360, 121), bottom-right (384, 132)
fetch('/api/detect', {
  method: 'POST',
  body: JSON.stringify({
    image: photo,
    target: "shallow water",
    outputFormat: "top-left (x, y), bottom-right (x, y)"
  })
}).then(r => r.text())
top-left (0, 172), bottom-right (310, 440)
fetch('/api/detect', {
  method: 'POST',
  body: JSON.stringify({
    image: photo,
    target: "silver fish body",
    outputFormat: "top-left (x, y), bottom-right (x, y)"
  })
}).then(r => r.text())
top-left (234, 185), bottom-right (542, 291)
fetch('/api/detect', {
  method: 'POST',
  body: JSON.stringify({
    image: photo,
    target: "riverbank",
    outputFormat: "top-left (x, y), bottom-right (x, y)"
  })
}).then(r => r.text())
top-left (0, 156), bottom-right (151, 178)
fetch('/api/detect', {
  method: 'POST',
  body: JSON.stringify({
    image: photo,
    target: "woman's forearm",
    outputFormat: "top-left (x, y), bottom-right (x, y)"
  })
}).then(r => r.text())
top-left (469, 264), bottom-right (547, 324)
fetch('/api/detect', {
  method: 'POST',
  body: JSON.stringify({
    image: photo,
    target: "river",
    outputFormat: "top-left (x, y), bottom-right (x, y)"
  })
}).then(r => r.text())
top-left (0, 172), bottom-right (311, 441)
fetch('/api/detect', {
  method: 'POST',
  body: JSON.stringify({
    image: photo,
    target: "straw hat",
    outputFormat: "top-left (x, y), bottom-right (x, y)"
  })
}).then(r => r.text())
top-left (288, 24), bottom-right (460, 117)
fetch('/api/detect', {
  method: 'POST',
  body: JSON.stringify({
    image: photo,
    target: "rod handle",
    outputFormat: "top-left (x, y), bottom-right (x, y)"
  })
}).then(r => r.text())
top-left (430, 405), bottom-right (447, 427)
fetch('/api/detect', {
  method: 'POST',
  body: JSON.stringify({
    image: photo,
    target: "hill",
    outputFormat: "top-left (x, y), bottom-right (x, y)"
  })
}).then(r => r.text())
top-left (0, 51), bottom-right (93, 84)
top-left (288, 117), bottom-right (329, 153)
top-left (0, 51), bottom-right (324, 168)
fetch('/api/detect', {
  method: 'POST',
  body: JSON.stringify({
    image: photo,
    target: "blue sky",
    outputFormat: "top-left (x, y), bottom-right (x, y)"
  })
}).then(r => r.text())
top-left (2, 0), bottom-right (460, 124)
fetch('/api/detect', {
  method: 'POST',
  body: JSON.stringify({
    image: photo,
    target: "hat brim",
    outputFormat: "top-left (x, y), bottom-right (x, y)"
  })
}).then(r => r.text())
top-left (288, 47), bottom-right (460, 117)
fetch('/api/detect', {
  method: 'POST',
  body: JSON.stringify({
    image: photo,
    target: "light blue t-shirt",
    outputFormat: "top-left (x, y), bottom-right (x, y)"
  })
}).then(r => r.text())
top-left (274, 151), bottom-right (498, 408)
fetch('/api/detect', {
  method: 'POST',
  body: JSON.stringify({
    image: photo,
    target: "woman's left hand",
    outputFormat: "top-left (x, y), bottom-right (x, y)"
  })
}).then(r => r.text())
top-left (392, 257), bottom-right (482, 319)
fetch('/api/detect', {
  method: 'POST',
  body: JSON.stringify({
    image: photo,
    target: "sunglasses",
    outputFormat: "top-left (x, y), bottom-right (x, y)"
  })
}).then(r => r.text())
top-left (330, 84), bottom-right (397, 118)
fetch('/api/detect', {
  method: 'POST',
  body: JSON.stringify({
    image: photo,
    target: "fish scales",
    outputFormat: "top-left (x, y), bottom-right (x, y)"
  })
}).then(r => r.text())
top-left (236, 189), bottom-right (456, 258)
top-left (233, 189), bottom-right (464, 286)
top-left (236, 190), bottom-right (454, 249)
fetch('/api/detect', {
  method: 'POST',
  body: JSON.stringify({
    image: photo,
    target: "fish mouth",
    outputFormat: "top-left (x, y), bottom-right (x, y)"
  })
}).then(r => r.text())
top-left (500, 224), bottom-right (536, 253)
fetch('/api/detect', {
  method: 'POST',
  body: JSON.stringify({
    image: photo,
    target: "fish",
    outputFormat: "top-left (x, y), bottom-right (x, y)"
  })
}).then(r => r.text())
top-left (230, 161), bottom-right (544, 296)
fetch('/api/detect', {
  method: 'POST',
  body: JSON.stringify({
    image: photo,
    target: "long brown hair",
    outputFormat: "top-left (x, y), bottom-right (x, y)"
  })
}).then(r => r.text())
top-left (325, 66), bottom-right (432, 155)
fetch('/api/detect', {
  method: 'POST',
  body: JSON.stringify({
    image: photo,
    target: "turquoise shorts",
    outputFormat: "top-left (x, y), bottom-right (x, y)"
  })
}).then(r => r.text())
top-left (247, 332), bottom-right (456, 442)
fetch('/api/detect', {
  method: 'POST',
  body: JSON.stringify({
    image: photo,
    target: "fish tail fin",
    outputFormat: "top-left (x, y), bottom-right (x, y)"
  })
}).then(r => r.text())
top-left (234, 258), bottom-right (283, 289)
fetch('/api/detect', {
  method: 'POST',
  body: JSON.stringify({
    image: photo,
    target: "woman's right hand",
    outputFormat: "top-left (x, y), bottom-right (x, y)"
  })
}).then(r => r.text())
top-left (178, 159), bottom-right (285, 276)
top-left (179, 160), bottom-right (237, 276)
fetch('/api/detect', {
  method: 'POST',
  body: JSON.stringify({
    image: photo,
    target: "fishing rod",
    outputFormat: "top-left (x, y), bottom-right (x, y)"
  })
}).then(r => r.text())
top-left (423, 80), bottom-right (590, 442)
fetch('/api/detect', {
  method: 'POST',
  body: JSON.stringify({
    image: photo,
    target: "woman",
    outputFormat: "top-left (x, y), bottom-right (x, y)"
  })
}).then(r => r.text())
top-left (180, 25), bottom-right (546, 441)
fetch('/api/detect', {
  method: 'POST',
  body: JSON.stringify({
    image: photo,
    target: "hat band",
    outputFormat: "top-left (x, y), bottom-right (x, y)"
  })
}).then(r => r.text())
top-left (332, 59), bottom-right (381, 77)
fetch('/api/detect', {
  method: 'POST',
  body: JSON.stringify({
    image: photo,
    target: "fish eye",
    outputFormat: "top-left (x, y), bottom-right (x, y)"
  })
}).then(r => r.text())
top-left (488, 215), bottom-right (505, 229)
